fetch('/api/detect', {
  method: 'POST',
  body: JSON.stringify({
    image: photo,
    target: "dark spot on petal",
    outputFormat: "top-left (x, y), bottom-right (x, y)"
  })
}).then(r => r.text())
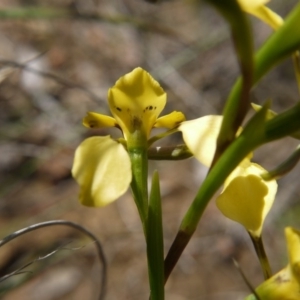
top-left (145, 105), bottom-right (154, 111)
top-left (116, 107), bottom-right (122, 112)
top-left (89, 122), bottom-right (95, 128)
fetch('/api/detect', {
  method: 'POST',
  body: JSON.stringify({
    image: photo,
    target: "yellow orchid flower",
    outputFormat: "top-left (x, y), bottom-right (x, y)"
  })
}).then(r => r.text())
top-left (72, 67), bottom-right (185, 207)
top-left (237, 0), bottom-right (283, 30)
top-left (179, 115), bottom-right (277, 237)
top-left (245, 227), bottom-right (300, 300)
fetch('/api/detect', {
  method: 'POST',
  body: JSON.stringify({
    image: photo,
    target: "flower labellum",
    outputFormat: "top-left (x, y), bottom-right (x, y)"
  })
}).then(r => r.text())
top-left (216, 162), bottom-right (277, 237)
top-left (108, 68), bottom-right (167, 142)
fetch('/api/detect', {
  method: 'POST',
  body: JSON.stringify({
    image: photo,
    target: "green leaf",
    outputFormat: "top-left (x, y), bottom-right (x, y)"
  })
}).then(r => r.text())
top-left (147, 171), bottom-right (164, 300)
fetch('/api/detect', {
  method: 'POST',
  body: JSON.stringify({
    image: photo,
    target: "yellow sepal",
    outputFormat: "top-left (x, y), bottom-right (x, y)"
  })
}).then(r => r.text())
top-left (72, 136), bottom-right (131, 207)
top-left (154, 111), bottom-right (186, 129)
top-left (83, 112), bottom-right (118, 129)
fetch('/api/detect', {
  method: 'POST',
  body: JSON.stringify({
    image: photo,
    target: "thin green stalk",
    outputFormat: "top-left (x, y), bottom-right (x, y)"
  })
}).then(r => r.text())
top-left (129, 147), bottom-right (148, 231)
top-left (248, 233), bottom-right (272, 280)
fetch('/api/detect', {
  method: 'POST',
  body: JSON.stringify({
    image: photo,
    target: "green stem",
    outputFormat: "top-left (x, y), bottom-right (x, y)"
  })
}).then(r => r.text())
top-left (249, 233), bottom-right (272, 280)
top-left (129, 147), bottom-right (148, 231)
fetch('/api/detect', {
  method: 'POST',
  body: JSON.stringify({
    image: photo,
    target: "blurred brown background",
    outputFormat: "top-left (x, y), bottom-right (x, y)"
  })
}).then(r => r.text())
top-left (0, 0), bottom-right (299, 299)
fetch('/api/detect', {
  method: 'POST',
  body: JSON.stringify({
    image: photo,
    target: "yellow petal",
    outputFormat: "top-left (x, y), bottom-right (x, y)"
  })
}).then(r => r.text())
top-left (108, 67), bottom-right (166, 140)
top-left (72, 136), bottom-right (131, 207)
top-left (238, 0), bottom-right (283, 30)
top-left (286, 227), bottom-right (300, 277)
top-left (83, 112), bottom-right (118, 129)
top-left (216, 163), bottom-right (277, 236)
top-left (154, 111), bottom-right (186, 129)
top-left (237, 0), bottom-right (270, 9)
top-left (179, 115), bottom-right (223, 167)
